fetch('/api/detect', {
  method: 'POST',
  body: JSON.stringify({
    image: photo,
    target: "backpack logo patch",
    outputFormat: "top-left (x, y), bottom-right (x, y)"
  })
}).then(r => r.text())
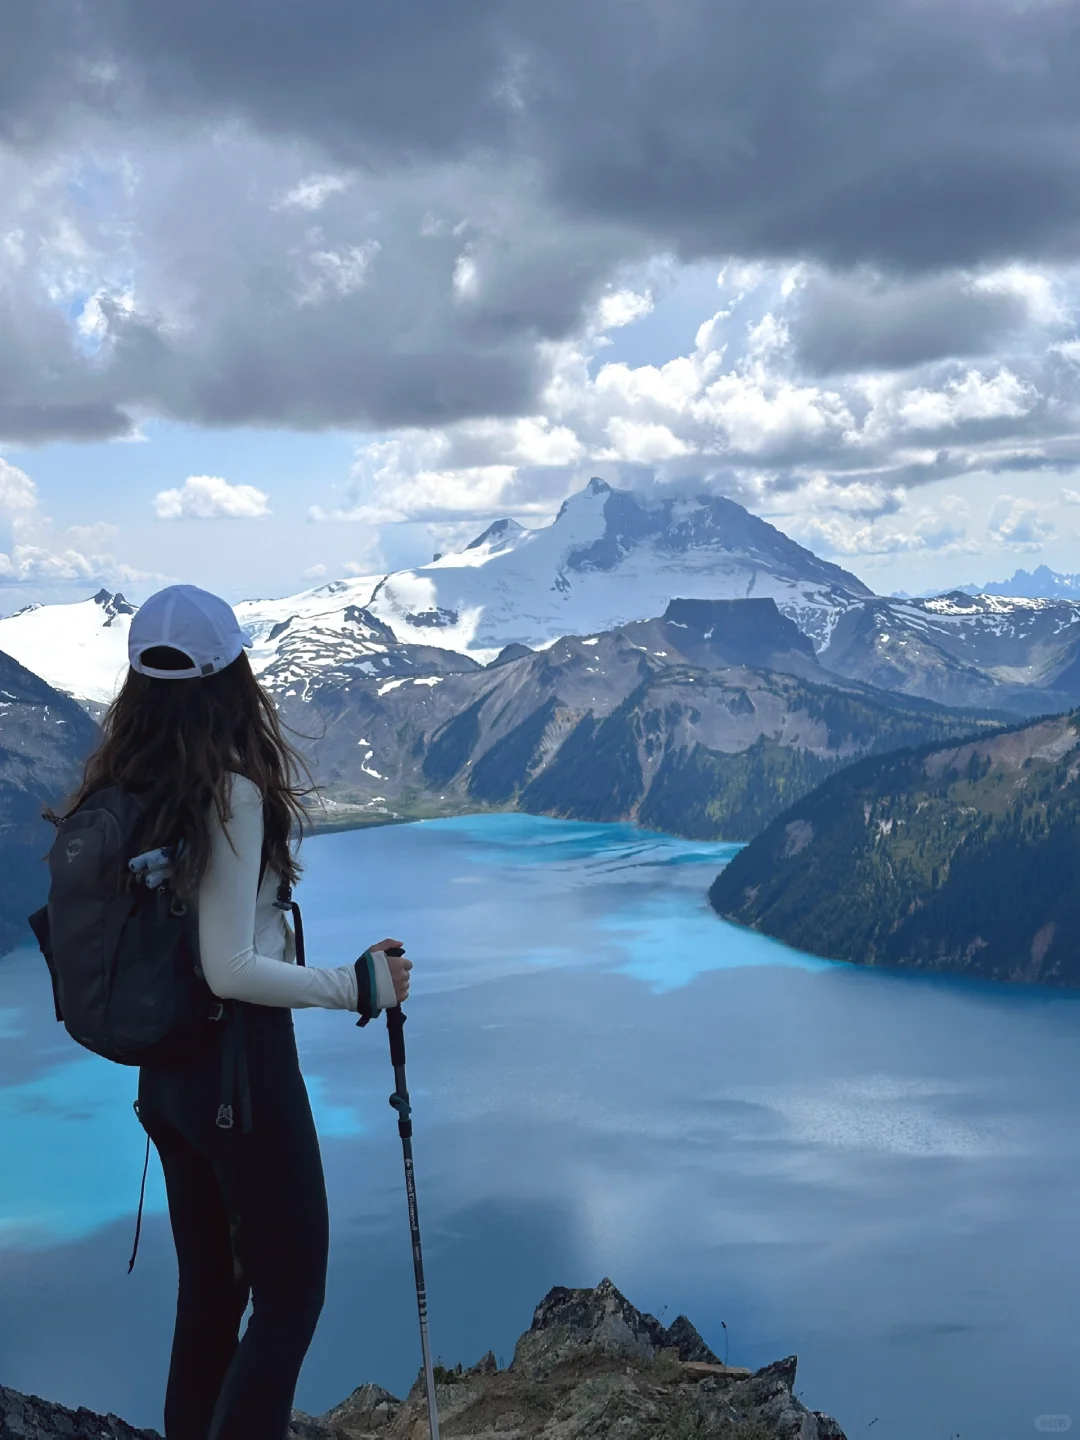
top-left (65, 838), bottom-right (86, 863)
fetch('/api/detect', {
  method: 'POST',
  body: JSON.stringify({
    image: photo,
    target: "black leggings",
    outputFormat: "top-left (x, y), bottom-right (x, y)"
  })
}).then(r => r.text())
top-left (138, 1005), bottom-right (329, 1440)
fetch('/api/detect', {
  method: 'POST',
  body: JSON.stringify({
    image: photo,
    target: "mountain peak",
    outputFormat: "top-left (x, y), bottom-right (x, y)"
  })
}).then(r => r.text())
top-left (91, 589), bottom-right (136, 620)
top-left (554, 476), bottom-right (613, 524)
top-left (365, 477), bottom-right (873, 656)
top-left (981, 564), bottom-right (1080, 600)
top-left (514, 1276), bottom-right (721, 1374)
top-left (464, 517), bottom-right (526, 553)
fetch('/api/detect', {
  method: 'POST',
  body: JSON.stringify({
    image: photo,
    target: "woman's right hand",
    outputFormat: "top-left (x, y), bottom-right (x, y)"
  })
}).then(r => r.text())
top-left (369, 939), bottom-right (412, 1003)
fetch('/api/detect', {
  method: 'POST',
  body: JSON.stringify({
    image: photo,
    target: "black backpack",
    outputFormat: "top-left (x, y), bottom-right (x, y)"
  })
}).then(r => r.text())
top-left (28, 786), bottom-right (223, 1067)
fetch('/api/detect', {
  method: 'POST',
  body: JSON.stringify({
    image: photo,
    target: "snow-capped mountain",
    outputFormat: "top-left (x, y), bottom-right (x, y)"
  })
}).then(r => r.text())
top-left (3, 481), bottom-right (1079, 722)
top-left (0, 480), bottom-right (873, 706)
top-left (0, 589), bottom-right (136, 706)
top-left (820, 590), bottom-right (1080, 713)
top-left (235, 584), bottom-right (480, 701)
top-left (366, 477), bottom-right (872, 657)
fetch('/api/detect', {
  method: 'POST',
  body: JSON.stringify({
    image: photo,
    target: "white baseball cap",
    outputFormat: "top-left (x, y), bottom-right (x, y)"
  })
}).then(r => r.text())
top-left (128, 584), bottom-right (253, 680)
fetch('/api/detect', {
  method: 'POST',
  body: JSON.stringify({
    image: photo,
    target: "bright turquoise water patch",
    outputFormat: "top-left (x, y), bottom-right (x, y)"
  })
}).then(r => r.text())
top-left (0, 1053), bottom-right (159, 1247)
top-left (304, 1073), bottom-right (366, 1138)
top-left (602, 894), bottom-right (832, 993)
top-left (0, 1056), bottom-right (367, 1247)
top-left (409, 814), bottom-right (830, 992)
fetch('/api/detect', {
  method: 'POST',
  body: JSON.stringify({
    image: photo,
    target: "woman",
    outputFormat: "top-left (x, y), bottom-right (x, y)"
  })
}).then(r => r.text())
top-left (66, 582), bottom-right (412, 1440)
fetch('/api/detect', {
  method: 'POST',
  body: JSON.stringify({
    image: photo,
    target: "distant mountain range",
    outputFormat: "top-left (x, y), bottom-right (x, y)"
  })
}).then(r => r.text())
top-left (963, 565), bottom-right (1080, 601)
top-left (0, 479), bottom-right (874, 705)
top-left (709, 709), bottom-right (1080, 986)
top-left (818, 590), bottom-right (1080, 715)
top-left (4, 481), bottom-right (1080, 725)
top-left (271, 596), bottom-right (995, 838)
top-left (901, 565), bottom-right (1080, 602)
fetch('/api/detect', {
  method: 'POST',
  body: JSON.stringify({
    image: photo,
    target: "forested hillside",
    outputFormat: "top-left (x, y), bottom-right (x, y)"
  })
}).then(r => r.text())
top-left (710, 711), bottom-right (1080, 985)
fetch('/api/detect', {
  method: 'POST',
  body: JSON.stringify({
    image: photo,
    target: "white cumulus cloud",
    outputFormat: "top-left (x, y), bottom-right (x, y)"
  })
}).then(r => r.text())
top-left (896, 368), bottom-right (1036, 431)
top-left (155, 475), bottom-right (271, 520)
top-left (0, 459), bottom-right (38, 512)
top-left (987, 494), bottom-right (1054, 551)
top-left (274, 172), bottom-right (351, 212)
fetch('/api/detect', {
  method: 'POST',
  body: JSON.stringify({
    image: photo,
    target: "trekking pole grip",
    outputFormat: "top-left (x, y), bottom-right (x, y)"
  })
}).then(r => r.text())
top-left (387, 1004), bottom-right (407, 1067)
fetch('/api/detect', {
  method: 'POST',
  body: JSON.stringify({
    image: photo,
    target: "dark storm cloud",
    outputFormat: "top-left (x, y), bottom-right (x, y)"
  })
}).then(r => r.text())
top-left (3, 0), bottom-right (1080, 443)
top-left (36, 0), bottom-right (1080, 270)
top-left (789, 273), bottom-right (1033, 375)
top-left (5, 0), bottom-right (1080, 267)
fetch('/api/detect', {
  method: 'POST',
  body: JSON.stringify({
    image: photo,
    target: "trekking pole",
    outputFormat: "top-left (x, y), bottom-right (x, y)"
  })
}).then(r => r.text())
top-left (386, 1003), bottom-right (441, 1440)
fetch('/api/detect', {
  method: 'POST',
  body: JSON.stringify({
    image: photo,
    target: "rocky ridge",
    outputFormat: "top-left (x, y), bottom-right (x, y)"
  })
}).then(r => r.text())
top-left (0, 1280), bottom-right (846, 1440)
top-left (276, 596), bottom-right (995, 838)
top-left (819, 590), bottom-right (1080, 715)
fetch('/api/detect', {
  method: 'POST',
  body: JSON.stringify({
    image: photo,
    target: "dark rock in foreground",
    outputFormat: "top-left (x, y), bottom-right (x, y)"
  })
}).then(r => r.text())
top-left (292, 1277), bottom-right (846, 1440)
top-left (1, 1279), bottom-right (847, 1440)
top-left (0, 1384), bottom-right (160, 1439)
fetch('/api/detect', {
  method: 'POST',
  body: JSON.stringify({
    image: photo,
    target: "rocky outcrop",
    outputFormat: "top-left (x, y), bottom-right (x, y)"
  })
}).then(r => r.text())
top-left (0, 1384), bottom-right (160, 1439)
top-left (1, 1280), bottom-right (847, 1440)
top-left (288, 1279), bottom-right (846, 1440)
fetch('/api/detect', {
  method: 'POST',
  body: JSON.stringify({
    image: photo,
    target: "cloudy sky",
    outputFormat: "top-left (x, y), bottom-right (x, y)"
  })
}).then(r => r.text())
top-left (4, 0), bottom-right (1080, 607)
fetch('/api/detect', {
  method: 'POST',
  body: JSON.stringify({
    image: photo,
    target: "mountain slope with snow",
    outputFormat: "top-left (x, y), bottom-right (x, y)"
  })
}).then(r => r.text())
top-left (235, 583), bottom-right (480, 700)
top-left (3, 482), bottom-right (1080, 725)
top-left (821, 590), bottom-right (1080, 714)
top-left (0, 651), bottom-right (99, 953)
top-left (0, 589), bottom-right (135, 706)
top-left (0, 480), bottom-right (873, 707)
top-left (366, 477), bottom-right (872, 657)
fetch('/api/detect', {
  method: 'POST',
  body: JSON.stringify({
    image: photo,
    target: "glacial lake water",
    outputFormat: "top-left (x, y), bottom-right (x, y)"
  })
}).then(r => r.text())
top-left (2, 812), bottom-right (1080, 1440)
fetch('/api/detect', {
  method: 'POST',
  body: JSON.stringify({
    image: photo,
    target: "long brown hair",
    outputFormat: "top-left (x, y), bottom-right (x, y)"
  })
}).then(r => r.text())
top-left (58, 651), bottom-right (313, 895)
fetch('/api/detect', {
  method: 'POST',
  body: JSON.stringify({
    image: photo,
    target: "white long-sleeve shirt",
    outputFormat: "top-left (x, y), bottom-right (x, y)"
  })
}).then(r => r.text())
top-left (197, 773), bottom-right (393, 1011)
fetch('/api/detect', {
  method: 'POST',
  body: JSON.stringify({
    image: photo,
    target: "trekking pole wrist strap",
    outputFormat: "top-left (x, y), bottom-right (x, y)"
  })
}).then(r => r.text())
top-left (354, 949), bottom-right (381, 1026)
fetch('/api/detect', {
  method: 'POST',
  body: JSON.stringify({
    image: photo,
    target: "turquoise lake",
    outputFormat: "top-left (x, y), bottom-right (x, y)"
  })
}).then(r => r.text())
top-left (2, 812), bottom-right (1080, 1439)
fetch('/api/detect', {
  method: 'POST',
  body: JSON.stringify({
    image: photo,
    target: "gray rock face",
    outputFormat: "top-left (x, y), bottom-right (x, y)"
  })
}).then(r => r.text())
top-left (2, 1280), bottom-right (848, 1440)
top-left (820, 591), bottom-right (1080, 714)
top-left (288, 1277), bottom-right (846, 1440)
top-left (0, 1384), bottom-right (160, 1439)
top-left (279, 599), bottom-right (992, 839)
top-left (511, 1277), bottom-right (721, 1375)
